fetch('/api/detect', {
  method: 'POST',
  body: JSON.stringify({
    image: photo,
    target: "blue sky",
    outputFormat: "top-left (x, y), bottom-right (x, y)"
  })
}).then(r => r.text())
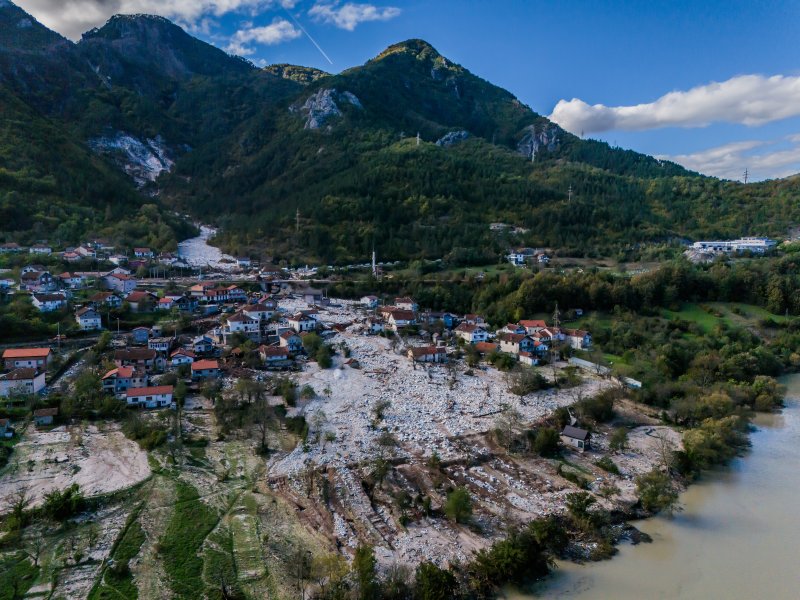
top-left (16, 0), bottom-right (800, 180)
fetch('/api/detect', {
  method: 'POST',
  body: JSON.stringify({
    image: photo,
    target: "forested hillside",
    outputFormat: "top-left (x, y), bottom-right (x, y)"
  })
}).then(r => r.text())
top-left (1, 1), bottom-right (798, 260)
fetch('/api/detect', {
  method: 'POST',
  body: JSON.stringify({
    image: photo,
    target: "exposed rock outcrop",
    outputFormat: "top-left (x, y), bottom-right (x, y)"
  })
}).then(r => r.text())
top-left (517, 124), bottom-right (561, 159)
top-left (435, 130), bottom-right (470, 147)
top-left (291, 88), bottom-right (363, 130)
top-left (89, 132), bottom-right (174, 186)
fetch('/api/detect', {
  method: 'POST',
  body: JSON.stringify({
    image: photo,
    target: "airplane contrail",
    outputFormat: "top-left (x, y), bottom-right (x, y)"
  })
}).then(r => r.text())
top-left (284, 9), bottom-right (333, 65)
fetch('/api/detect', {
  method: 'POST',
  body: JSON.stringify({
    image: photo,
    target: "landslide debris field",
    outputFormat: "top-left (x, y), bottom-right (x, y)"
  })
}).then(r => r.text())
top-left (0, 299), bottom-right (672, 599)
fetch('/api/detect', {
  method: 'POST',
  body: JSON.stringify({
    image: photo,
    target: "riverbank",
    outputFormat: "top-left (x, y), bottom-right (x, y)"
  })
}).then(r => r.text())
top-left (512, 373), bottom-right (800, 599)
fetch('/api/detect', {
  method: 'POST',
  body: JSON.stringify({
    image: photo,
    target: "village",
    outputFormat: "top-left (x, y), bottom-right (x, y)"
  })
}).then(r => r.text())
top-left (0, 237), bottom-right (678, 596)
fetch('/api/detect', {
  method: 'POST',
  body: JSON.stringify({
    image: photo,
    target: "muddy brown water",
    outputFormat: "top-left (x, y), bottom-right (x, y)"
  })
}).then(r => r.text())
top-left (511, 373), bottom-right (800, 599)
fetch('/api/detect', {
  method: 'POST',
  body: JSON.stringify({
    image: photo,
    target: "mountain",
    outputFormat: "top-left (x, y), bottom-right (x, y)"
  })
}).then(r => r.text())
top-left (0, 2), bottom-right (798, 260)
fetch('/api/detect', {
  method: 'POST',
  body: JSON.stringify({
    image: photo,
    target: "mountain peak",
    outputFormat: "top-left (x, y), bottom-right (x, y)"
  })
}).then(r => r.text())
top-left (0, 0), bottom-right (68, 52)
top-left (263, 63), bottom-right (329, 85)
top-left (79, 12), bottom-right (252, 82)
top-left (374, 38), bottom-right (441, 62)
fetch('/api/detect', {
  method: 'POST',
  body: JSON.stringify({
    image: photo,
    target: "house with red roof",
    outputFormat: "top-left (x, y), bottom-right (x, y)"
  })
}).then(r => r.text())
top-left (126, 385), bottom-right (173, 408)
top-left (192, 359), bottom-right (220, 379)
top-left (2, 348), bottom-right (52, 371)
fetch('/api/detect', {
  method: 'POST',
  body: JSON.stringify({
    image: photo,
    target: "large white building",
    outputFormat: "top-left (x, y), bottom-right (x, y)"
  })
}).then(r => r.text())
top-left (691, 237), bottom-right (777, 254)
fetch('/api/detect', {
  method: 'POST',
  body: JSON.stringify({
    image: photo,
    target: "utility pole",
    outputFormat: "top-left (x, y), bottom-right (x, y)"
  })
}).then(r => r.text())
top-left (567, 185), bottom-right (573, 203)
top-left (743, 168), bottom-right (749, 184)
top-left (552, 301), bottom-right (561, 329)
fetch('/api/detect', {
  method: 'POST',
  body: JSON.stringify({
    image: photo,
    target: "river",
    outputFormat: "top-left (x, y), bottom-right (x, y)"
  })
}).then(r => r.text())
top-left (177, 225), bottom-right (238, 271)
top-left (515, 373), bottom-right (800, 599)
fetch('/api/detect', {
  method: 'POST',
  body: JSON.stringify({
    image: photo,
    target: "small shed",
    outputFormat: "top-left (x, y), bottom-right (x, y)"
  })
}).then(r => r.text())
top-left (0, 418), bottom-right (13, 438)
top-left (33, 407), bottom-right (58, 426)
top-left (561, 425), bottom-right (590, 452)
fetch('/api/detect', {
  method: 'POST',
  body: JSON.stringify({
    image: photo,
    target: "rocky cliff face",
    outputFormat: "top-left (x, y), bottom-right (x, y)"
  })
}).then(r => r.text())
top-left (517, 124), bottom-right (562, 159)
top-left (292, 88), bottom-right (363, 130)
top-left (89, 132), bottom-right (174, 186)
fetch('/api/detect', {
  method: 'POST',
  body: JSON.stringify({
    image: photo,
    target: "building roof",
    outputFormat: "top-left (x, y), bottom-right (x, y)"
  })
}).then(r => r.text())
top-left (76, 307), bottom-right (98, 317)
top-left (280, 331), bottom-right (300, 340)
top-left (498, 333), bottom-right (530, 344)
top-left (388, 310), bottom-right (415, 321)
top-left (33, 408), bottom-right (58, 417)
top-left (127, 385), bottom-right (173, 397)
top-left (126, 291), bottom-right (155, 302)
top-left (562, 425), bottom-right (590, 441)
top-left (563, 328), bottom-right (589, 337)
top-left (260, 346), bottom-right (289, 357)
top-left (227, 312), bottom-right (256, 323)
top-left (455, 323), bottom-right (484, 333)
top-left (103, 366), bottom-right (136, 379)
top-left (474, 342), bottom-right (499, 353)
top-left (0, 368), bottom-right (38, 381)
top-left (33, 293), bottom-right (65, 302)
top-left (395, 297), bottom-right (415, 304)
top-left (192, 359), bottom-right (219, 371)
top-left (114, 348), bottom-right (156, 361)
top-left (408, 346), bottom-right (446, 357)
top-left (520, 319), bottom-right (548, 329)
top-left (3, 348), bottom-right (51, 359)
top-left (170, 349), bottom-right (195, 358)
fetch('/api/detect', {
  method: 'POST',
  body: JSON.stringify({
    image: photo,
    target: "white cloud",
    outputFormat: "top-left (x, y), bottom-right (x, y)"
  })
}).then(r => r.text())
top-left (308, 1), bottom-right (400, 31)
top-left (225, 17), bottom-right (300, 55)
top-left (550, 74), bottom-right (800, 135)
top-left (660, 136), bottom-right (800, 181)
top-left (14, 0), bottom-right (289, 39)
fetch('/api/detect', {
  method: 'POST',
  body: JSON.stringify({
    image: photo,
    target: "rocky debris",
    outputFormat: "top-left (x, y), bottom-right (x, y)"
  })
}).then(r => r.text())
top-left (517, 123), bottom-right (561, 160)
top-left (435, 130), bottom-right (470, 147)
top-left (291, 88), bottom-right (363, 130)
top-left (89, 132), bottom-right (174, 186)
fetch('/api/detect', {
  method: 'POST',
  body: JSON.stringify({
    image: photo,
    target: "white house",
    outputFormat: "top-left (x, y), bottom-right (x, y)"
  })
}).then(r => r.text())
top-left (407, 346), bottom-right (447, 363)
top-left (243, 304), bottom-right (275, 322)
top-left (133, 247), bottom-right (154, 258)
top-left (32, 293), bottom-right (66, 312)
top-left (386, 309), bottom-right (416, 332)
top-left (105, 273), bottom-right (137, 294)
top-left (29, 244), bottom-right (52, 255)
top-left (148, 337), bottom-right (174, 354)
top-left (455, 323), bottom-right (489, 344)
top-left (75, 307), bottom-right (102, 330)
top-left (279, 331), bottom-right (303, 352)
top-left (89, 292), bottom-right (122, 308)
top-left (0, 368), bottom-right (46, 398)
top-left (287, 313), bottom-right (316, 333)
top-left (394, 297), bottom-right (418, 312)
top-left (170, 350), bottom-right (195, 366)
top-left (563, 329), bottom-right (592, 350)
top-left (126, 385), bottom-right (173, 408)
top-left (361, 295), bottom-right (379, 309)
top-left (259, 345), bottom-right (290, 363)
top-left (224, 312), bottom-right (260, 341)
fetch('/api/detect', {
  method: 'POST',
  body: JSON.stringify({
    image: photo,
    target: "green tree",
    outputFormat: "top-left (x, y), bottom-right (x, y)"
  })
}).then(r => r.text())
top-left (609, 427), bottom-right (628, 452)
top-left (352, 545), bottom-right (379, 600)
top-left (444, 487), bottom-right (472, 524)
top-left (414, 562), bottom-right (457, 600)
top-left (636, 469), bottom-right (679, 514)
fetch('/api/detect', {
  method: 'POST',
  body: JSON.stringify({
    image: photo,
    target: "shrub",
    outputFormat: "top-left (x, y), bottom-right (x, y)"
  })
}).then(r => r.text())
top-left (636, 469), bottom-right (679, 514)
top-left (595, 456), bottom-right (620, 475)
top-left (41, 484), bottom-right (86, 521)
top-left (444, 487), bottom-right (472, 524)
top-left (531, 427), bottom-right (560, 457)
